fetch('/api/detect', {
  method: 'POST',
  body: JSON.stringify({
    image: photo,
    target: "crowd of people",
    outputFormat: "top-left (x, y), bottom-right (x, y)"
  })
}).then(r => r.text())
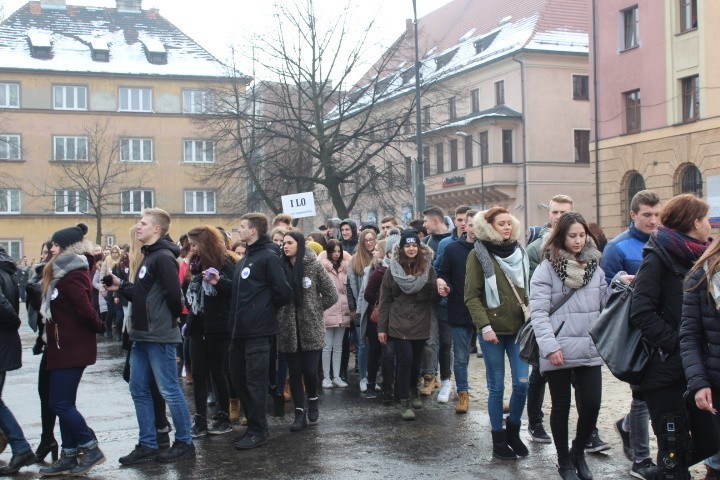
top-left (0, 192), bottom-right (719, 480)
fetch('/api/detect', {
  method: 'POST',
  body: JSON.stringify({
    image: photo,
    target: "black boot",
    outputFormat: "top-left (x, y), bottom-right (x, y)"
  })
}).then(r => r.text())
top-left (558, 461), bottom-right (581, 480)
top-left (39, 450), bottom-right (78, 476)
top-left (505, 417), bottom-right (529, 457)
top-left (70, 443), bottom-right (105, 475)
top-left (35, 438), bottom-right (59, 462)
top-left (273, 394), bottom-right (285, 417)
top-left (289, 408), bottom-right (306, 432)
top-left (569, 446), bottom-right (593, 480)
top-left (491, 429), bottom-right (518, 460)
top-left (307, 398), bottom-right (319, 423)
top-left (0, 449), bottom-right (38, 475)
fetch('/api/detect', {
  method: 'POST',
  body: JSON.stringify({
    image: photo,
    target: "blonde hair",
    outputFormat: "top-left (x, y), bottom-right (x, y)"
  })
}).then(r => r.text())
top-left (142, 208), bottom-right (171, 235)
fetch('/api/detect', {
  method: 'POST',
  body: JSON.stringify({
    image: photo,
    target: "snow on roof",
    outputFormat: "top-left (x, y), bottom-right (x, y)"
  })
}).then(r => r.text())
top-left (0, 3), bottom-right (231, 78)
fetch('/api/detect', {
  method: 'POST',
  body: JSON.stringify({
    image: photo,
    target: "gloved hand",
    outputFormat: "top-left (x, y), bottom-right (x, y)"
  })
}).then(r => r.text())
top-left (32, 337), bottom-right (45, 355)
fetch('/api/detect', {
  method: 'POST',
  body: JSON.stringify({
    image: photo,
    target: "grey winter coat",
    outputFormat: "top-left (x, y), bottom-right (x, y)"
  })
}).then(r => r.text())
top-left (530, 259), bottom-right (610, 374)
top-left (276, 248), bottom-right (338, 353)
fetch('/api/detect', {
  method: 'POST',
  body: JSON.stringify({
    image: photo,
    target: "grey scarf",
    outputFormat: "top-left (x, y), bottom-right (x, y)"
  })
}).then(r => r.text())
top-left (186, 275), bottom-right (217, 316)
top-left (40, 253), bottom-right (89, 321)
top-left (473, 241), bottom-right (528, 309)
top-left (388, 257), bottom-right (429, 294)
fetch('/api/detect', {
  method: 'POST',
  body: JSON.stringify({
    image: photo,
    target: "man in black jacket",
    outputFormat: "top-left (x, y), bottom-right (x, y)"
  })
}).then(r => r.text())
top-left (229, 213), bottom-right (293, 450)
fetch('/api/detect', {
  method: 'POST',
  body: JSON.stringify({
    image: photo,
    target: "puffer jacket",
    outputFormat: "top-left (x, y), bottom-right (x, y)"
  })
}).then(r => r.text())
top-left (530, 258), bottom-right (609, 374)
top-left (378, 243), bottom-right (441, 340)
top-left (320, 255), bottom-right (351, 327)
top-left (680, 266), bottom-right (720, 396)
top-left (277, 248), bottom-right (338, 352)
top-left (0, 250), bottom-right (21, 373)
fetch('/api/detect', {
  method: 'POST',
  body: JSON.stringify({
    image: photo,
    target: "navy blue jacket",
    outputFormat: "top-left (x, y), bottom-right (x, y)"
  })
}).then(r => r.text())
top-left (602, 224), bottom-right (649, 282)
top-left (437, 238), bottom-right (474, 328)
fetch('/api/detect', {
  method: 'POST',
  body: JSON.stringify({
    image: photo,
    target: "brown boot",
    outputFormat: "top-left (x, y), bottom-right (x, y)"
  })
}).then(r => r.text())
top-left (503, 402), bottom-right (510, 414)
top-left (455, 391), bottom-right (469, 414)
top-left (706, 465), bottom-right (720, 480)
top-left (419, 374), bottom-right (435, 396)
top-left (229, 398), bottom-right (241, 423)
top-left (283, 379), bottom-right (291, 402)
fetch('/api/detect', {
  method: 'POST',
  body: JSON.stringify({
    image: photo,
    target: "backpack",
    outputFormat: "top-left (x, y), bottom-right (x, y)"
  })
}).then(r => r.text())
top-left (526, 225), bottom-right (544, 246)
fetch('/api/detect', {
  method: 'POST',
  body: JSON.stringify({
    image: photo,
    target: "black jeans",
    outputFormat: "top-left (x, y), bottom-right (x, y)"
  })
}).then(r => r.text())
top-left (229, 336), bottom-right (271, 436)
top-left (642, 383), bottom-right (690, 476)
top-left (392, 338), bottom-right (425, 401)
top-left (366, 321), bottom-right (382, 387)
top-left (545, 366), bottom-right (602, 464)
top-left (527, 365), bottom-right (547, 426)
top-left (38, 352), bottom-right (57, 444)
top-left (190, 335), bottom-right (230, 418)
top-left (285, 350), bottom-right (321, 410)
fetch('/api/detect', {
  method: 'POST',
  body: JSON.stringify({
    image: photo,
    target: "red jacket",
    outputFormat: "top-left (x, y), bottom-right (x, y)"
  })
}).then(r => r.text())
top-left (46, 268), bottom-right (104, 370)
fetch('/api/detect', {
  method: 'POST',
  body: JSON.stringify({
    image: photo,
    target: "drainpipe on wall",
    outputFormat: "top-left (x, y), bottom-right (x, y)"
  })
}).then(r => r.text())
top-left (592, 0), bottom-right (601, 223)
top-left (512, 53), bottom-right (528, 230)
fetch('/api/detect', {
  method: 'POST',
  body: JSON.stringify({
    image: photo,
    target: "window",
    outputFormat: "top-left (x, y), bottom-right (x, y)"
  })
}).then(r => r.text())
top-left (0, 83), bottom-right (19, 108)
top-left (53, 136), bottom-right (88, 161)
top-left (479, 131), bottom-right (489, 165)
top-left (450, 139), bottom-right (458, 171)
top-left (624, 171), bottom-right (645, 216)
top-left (53, 85), bottom-right (87, 110)
top-left (121, 190), bottom-right (154, 213)
top-left (572, 75), bottom-right (589, 100)
top-left (495, 80), bottom-right (505, 106)
top-left (422, 105), bottom-right (431, 128)
top-left (623, 6), bottom-right (639, 50)
top-left (423, 146), bottom-right (430, 177)
top-left (474, 31), bottom-right (499, 54)
top-left (0, 240), bottom-right (21, 260)
top-left (120, 138), bottom-right (153, 162)
top-left (435, 143), bottom-right (444, 174)
top-left (471, 88), bottom-right (480, 113)
top-left (502, 129), bottom-right (513, 163)
top-left (574, 130), bottom-right (590, 163)
top-left (183, 90), bottom-right (212, 114)
top-left (682, 75), bottom-right (699, 122)
top-left (464, 135), bottom-right (473, 168)
top-left (184, 140), bottom-right (215, 163)
top-left (55, 189), bottom-right (88, 214)
top-left (185, 190), bottom-right (216, 214)
top-left (624, 90), bottom-right (641, 133)
top-left (0, 134), bottom-right (21, 160)
top-left (0, 189), bottom-right (20, 214)
top-left (448, 97), bottom-right (456, 120)
top-left (680, 164), bottom-right (703, 197)
top-left (680, 0), bottom-right (697, 33)
top-left (119, 87), bottom-right (152, 112)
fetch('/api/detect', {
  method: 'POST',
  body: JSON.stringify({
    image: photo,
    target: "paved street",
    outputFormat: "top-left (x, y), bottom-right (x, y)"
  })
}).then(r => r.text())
top-left (0, 319), bottom-right (707, 479)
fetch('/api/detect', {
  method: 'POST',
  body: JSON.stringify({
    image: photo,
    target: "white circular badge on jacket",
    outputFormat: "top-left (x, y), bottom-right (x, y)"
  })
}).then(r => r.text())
top-left (138, 266), bottom-right (147, 279)
top-left (241, 267), bottom-right (251, 279)
top-left (302, 277), bottom-right (312, 289)
top-left (50, 288), bottom-right (59, 300)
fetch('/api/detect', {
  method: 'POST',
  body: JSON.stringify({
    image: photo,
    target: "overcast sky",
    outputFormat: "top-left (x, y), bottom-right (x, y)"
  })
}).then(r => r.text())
top-left (1, 0), bottom-right (455, 83)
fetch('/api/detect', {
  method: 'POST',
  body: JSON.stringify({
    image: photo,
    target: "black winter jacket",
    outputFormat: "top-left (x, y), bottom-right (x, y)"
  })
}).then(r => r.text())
top-left (229, 235), bottom-right (293, 338)
top-left (630, 237), bottom-right (689, 393)
top-left (680, 267), bottom-right (720, 396)
top-left (437, 239), bottom-right (474, 328)
top-left (186, 258), bottom-right (236, 338)
top-left (0, 251), bottom-right (21, 372)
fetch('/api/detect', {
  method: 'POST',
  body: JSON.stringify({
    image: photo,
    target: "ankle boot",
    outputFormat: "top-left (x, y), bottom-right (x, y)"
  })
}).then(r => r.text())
top-left (505, 417), bottom-right (529, 457)
top-left (70, 443), bottom-right (105, 475)
top-left (569, 446), bottom-right (593, 480)
top-left (229, 398), bottom-right (241, 423)
top-left (307, 398), bottom-right (319, 423)
top-left (39, 449), bottom-right (78, 476)
top-left (558, 461), bottom-right (580, 480)
top-left (399, 399), bottom-right (415, 420)
top-left (36, 438), bottom-right (59, 462)
top-left (290, 408), bottom-right (307, 431)
top-left (0, 449), bottom-right (38, 475)
top-left (491, 429), bottom-right (518, 460)
top-left (273, 394), bottom-right (285, 417)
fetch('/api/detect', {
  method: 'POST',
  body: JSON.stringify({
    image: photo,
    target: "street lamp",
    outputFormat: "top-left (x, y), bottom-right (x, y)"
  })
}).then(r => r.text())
top-left (411, 0), bottom-right (425, 216)
top-left (455, 131), bottom-right (484, 210)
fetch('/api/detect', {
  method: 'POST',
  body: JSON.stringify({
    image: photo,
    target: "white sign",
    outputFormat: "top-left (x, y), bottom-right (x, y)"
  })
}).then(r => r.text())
top-left (281, 191), bottom-right (316, 218)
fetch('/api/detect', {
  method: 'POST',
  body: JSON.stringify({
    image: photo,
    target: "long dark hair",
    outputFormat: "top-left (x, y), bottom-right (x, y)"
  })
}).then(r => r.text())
top-left (397, 243), bottom-right (430, 276)
top-left (187, 225), bottom-right (238, 272)
top-left (325, 239), bottom-right (343, 271)
top-left (283, 231), bottom-right (306, 306)
top-left (542, 212), bottom-right (597, 259)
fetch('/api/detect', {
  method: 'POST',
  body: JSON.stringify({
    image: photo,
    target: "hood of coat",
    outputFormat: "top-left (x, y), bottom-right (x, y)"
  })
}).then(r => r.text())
top-left (473, 210), bottom-right (521, 244)
top-left (319, 253), bottom-right (348, 275)
top-left (0, 249), bottom-right (16, 276)
top-left (339, 218), bottom-right (358, 242)
top-left (141, 236), bottom-right (181, 257)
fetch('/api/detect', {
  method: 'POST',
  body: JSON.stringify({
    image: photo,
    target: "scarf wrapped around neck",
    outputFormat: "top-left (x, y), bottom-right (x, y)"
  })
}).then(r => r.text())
top-left (654, 226), bottom-right (709, 268)
top-left (388, 257), bottom-right (429, 294)
top-left (473, 240), bottom-right (528, 309)
top-left (40, 253), bottom-right (89, 320)
top-left (548, 238), bottom-right (601, 289)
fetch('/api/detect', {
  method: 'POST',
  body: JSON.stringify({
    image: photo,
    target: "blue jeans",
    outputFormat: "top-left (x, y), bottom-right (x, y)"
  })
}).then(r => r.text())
top-left (130, 342), bottom-right (192, 448)
top-left (452, 326), bottom-right (473, 392)
top-left (0, 372), bottom-right (31, 455)
top-left (355, 323), bottom-right (368, 380)
top-left (48, 367), bottom-right (95, 450)
top-left (480, 334), bottom-right (529, 431)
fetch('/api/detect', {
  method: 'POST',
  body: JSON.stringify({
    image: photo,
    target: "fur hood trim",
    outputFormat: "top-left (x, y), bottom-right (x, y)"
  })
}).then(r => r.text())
top-left (473, 210), bottom-right (521, 243)
top-left (64, 240), bottom-right (94, 256)
top-left (390, 240), bottom-right (434, 263)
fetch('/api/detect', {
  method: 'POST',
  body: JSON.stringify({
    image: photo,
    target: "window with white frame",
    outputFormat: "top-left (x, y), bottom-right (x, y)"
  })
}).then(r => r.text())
top-left (120, 138), bottom-right (153, 162)
top-left (55, 189), bottom-right (88, 214)
top-left (120, 189), bottom-right (154, 213)
top-left (0, 83), bottom-right (20, 108)
top-left (183, 90), bottom-right (212, 114)
top-left (0, 240), bottom-right (21, 260)
top-left (0, 189), bottom-right (20, 214)
top-left (53, 136), bottom-right (88, 161)
top-left (184, 190), bottom-right (216, 214)
top-left (623, 6), bottom-right (639, 50)
top-left (53, 85), bottom-right (87, 110)
top-left (119, 87), bottom-right (152, 112)
top-left (0, 134), bottom-right (21, 160)
top-left (183, 140), bottom-right (214, 163)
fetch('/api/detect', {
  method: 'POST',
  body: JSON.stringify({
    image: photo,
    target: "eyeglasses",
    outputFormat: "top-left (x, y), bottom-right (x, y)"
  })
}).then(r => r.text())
top-left (364, 238), bottom-right (375, 243)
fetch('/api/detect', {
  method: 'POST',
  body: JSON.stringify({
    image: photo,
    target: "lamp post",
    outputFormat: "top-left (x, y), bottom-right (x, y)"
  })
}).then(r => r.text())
top-left (455, 131), bottom-right (484, 210)
top-left (411, 0), bottom-right (425, 216)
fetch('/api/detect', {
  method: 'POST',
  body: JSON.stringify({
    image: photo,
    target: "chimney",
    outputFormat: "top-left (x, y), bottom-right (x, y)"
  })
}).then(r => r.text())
top-left (41, 0), bottom-right (66, 8)
top-left (116, 0), bottom-right (142, 13)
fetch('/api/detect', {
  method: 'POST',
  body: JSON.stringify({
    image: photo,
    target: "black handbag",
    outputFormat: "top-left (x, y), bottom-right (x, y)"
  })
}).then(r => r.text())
top-left (589, 279), bottom-right (652, 384)
top-left (516, 288), bottom-right (575, 367)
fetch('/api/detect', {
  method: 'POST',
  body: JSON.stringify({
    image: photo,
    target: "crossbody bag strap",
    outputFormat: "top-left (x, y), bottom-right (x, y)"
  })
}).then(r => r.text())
top-left (500, 267), bottom-right (525, 307)
top-left (549, 288), bottom-right (576, 316)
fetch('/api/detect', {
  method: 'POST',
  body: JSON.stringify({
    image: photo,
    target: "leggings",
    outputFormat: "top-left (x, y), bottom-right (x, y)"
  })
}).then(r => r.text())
top-left (38, 352), bottom-right (57, 445)
top-left (285, 350), bottom-right (321, 409)
top-left (392, 337), bottom-right (425, 401)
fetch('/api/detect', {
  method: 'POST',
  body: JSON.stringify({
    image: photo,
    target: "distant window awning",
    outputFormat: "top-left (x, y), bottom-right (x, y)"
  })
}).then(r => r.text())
top-left (141, 38), bottom-right (167, 64)
top-left (28, 30), bottom-right (52, 59)
top-left (90, 38), bottom-right (109, 62)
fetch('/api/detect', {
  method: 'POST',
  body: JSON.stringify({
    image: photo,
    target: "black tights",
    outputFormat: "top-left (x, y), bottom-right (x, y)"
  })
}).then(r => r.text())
top-left (286, 350), bottom-right (321, 410)
top-left (38, 353), bottom-right (57, 444)
top-left (545, 366), bottom-right (602, 464)
top-left (189, 335), bottom-right (230, 418)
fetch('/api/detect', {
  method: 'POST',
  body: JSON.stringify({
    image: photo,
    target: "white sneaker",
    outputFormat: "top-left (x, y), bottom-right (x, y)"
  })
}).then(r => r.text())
top-left (322, 378), bottom-right (333, 389)
top-left (332, 377), bottom-right (348, 388)
top-left (375, 383), bottom-right (382, 392)
top-left (181, 366), bottom-right (187, 378)
top-left (437, 380), bottom-right (452, 403)
top-left (359, 378), bottom-right (368, 392)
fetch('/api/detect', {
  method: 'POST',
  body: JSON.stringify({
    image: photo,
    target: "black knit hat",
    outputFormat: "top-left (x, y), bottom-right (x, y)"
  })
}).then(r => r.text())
top-left (51, 223), bottom-right (88, 249)
top-left (399, 229), bottom-right (420, 247)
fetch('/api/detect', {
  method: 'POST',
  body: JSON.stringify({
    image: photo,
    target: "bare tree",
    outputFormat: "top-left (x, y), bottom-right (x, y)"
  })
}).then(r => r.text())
top-left (195, 0), bottom-right (425, 219)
